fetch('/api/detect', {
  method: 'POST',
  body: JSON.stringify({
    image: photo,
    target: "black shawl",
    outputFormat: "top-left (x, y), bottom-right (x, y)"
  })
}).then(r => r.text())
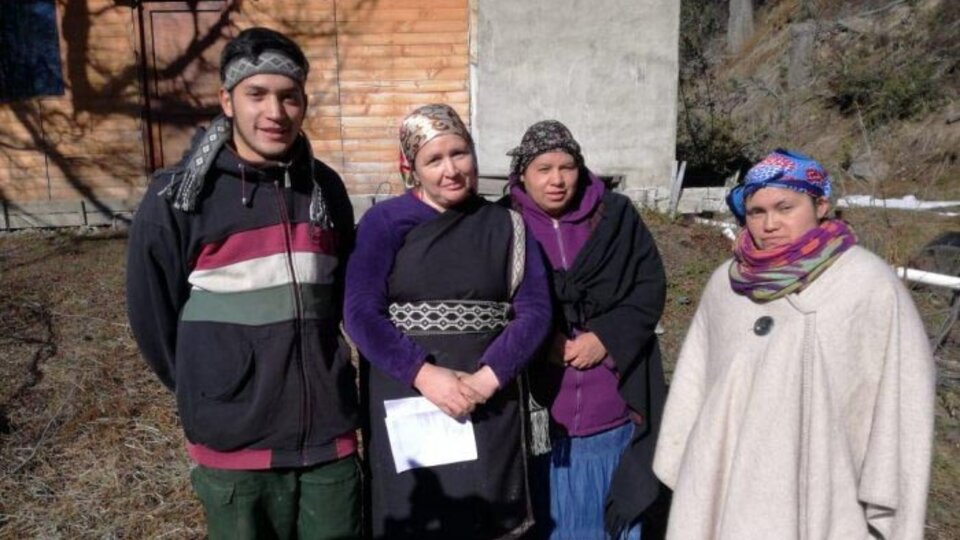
top-left (552, 191), bottom-right (669, 538)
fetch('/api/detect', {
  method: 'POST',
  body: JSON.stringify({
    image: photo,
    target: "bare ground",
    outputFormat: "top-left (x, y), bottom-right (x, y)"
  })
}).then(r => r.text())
top-left (0, 206), bottom-right (958, 538)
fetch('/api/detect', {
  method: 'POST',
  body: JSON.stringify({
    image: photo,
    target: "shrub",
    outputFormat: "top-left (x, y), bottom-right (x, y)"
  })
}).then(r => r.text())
top-left (925, 1), bottom-right (959, 93)
top-left (676, 0), bottom-right (758, 180)
top-left (676, 108), bottom-right (757, 180)
top-left (826, 49), bottom-right (941, 128)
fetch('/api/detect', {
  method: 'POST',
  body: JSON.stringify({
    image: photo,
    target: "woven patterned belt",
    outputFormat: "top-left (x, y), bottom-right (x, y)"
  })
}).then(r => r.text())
top-left (388, 300), bottom-right (511, 335)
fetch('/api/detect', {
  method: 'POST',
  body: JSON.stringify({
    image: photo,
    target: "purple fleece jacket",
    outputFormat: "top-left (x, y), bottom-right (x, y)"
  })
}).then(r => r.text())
top-left (343, 191), bottom-right (551, 387)
top-left (510, 171), bottom-right (630, 437)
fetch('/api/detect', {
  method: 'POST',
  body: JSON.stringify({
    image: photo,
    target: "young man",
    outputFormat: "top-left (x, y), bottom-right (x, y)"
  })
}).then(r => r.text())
top-left (126, 27), bottom-right (359, 538)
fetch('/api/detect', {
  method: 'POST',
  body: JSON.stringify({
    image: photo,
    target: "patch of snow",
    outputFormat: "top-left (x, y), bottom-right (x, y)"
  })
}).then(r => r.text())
top-left (693, 217), bottom-right (737, 241)
top-left (837, 195), bottom-right (960, 216)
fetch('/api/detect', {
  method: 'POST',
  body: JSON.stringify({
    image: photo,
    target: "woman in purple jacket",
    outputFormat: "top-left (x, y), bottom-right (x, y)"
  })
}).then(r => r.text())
top-left (344, 104), bottom-right (552, 539)
top-left (504, 121), bottom-right (668, 539)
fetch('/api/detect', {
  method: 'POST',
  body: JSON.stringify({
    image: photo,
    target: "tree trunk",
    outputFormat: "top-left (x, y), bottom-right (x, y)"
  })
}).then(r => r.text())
top-left (728, 0), bottom-right (754, 52)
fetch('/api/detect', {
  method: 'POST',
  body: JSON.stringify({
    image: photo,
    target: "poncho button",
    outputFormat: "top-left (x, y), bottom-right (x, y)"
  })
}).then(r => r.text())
top-left (753, 316), bottom-right (773, 336)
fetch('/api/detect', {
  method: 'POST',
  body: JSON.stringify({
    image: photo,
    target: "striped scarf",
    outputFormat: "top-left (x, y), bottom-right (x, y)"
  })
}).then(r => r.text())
top-left (730, 219), bottom-right (857, 301)
top-left (158, 115), bottom-right (332, 229)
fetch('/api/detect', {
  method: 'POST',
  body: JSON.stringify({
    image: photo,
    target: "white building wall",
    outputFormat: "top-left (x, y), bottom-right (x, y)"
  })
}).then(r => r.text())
top-left (472, 0), bottom-right (680, 193)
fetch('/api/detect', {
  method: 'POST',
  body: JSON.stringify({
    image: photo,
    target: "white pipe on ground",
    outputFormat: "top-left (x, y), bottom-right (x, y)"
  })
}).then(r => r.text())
top-left (895, 267), bottom-right (960, 290)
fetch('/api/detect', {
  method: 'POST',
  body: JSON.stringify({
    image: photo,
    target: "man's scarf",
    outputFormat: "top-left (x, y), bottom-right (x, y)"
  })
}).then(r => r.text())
top-left (730, 219), bottom-right (857, 301)
top-left (158, 115), bottom-right (332, 229)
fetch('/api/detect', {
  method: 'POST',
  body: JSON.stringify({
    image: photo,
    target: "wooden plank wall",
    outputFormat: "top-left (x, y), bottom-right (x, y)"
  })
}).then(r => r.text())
top-left (0, 0), bottom-right (469, 228)
top-left (244, 0), bottom-right (470, 194)
top-left (0, 0), bottom-right (146, 211)
top-left (334, 0), bottom-right (470, 194)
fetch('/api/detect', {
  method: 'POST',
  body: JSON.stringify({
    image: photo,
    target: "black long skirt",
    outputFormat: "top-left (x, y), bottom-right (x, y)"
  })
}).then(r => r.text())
top-left (361, 199), bottom-right (532, 539)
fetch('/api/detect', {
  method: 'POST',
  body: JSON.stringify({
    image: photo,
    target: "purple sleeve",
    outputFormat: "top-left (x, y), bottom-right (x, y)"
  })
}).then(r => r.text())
top-left (344, 206), bottom-right (429, 386)
top-left (478, 227), bottom-right (552, 384)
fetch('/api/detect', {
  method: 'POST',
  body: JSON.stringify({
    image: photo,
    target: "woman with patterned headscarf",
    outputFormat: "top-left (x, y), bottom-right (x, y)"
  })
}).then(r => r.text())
top-left (653, 149), bottom-right (935, 539)
top-left (344, 104), bottom-right (552, 538)
top-left (504, 120), bottom-right (668, 539)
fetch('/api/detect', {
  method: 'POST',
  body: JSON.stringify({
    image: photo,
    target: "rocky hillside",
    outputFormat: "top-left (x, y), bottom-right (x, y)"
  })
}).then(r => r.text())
top-left (677, 0), bottom-right (959, 199)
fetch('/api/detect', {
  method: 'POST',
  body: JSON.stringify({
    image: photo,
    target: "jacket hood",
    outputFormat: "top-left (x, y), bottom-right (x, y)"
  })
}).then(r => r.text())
top-left (210, 135), bottom-right (313, 185)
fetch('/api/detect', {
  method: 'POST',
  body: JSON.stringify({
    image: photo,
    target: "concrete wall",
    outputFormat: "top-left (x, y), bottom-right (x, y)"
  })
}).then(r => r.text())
top-left (472, 0), bottom-right (680, 192)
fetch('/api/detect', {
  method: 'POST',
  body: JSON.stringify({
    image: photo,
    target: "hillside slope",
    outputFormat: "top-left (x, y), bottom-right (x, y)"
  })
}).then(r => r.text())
top-left (678, 0), bottom-right (959, 200)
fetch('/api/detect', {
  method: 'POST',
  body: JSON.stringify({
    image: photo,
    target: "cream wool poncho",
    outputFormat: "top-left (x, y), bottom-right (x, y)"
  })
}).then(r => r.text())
top-left (653, 246), bottom-right (935, 539)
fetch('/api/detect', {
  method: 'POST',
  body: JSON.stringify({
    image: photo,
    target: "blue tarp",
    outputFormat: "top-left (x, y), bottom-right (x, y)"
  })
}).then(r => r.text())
top-left (0, 0), bottom-right (65, 102)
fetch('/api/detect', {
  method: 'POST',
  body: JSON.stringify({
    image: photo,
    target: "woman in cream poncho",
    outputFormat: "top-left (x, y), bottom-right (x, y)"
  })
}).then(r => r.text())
top-left (653, 149), bottom-right (935, 539)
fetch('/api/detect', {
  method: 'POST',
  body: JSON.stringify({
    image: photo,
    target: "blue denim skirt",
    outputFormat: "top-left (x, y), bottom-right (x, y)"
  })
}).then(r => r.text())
top-left (531, 421), bottom-right (642, 540)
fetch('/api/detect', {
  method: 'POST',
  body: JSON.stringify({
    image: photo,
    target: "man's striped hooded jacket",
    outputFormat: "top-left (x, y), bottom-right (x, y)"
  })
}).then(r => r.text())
top-left (126, 136), bottom-right (357, 470)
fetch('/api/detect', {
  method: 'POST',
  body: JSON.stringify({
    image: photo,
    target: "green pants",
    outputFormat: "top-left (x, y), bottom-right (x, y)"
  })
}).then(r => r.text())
top-left (190, 456), bottom-right (361, 540)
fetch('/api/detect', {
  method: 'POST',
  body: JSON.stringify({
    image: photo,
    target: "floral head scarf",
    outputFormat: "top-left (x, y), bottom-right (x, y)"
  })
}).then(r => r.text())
top-left (506, 120), bottom-right (585, 178)
top-left (726, 148), bottom-right (832, 224)
top-left (398, 104), bottom-right (474, 187)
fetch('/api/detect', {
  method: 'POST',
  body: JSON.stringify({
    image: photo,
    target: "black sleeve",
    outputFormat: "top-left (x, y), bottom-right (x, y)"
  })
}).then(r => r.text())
top-left (125, 185), bottom-right (190, 391)
top-left (586, 206), bottom-right (666, 385)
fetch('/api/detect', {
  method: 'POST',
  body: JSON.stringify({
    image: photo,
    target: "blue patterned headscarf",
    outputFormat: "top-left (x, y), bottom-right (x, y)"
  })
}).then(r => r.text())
top-left (726, 149), bottom-right (832, 223)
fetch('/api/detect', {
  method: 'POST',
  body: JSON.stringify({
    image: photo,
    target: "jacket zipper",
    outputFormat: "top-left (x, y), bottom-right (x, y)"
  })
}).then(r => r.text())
top-left (554, 218), bottom-right (583, 432)
top-left (274, 178), bottom-right (310, 464)
top-left (552, 219), bottom-right (569, 269)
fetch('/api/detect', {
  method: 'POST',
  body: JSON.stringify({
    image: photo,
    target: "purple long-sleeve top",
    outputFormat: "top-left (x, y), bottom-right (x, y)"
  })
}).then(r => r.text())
top-left (343, 191), bottom-right (552, 387)
top-left (510, 170), bottom-right (631, 437)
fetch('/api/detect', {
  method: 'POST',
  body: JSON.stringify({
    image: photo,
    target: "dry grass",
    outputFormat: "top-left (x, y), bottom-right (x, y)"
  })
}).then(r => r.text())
top-left (643, 211), bottom-right (732, 371)
top-left (842, 207), bottom-right (960, 266)
top-left (0, 230), bottom-right (203, 538)
top-left (1, 208), bottom-right (958, 537)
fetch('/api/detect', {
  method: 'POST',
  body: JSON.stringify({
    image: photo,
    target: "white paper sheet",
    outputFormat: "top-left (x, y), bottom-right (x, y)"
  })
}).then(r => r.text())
top-left (383, 396), bottom-right (478, 474)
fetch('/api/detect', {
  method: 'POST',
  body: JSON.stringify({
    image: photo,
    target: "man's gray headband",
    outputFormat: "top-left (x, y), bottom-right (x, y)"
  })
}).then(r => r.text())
top-left (222, 50), bottom-right (306, 91)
